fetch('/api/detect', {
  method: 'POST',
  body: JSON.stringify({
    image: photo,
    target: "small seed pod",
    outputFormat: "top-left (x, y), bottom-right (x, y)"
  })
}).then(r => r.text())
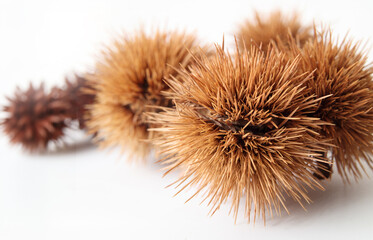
top-left (2, 83), bottom-right (70, 151)
top-left (86, 29), bottom-right (207, 159)
top-left (285, 29), bottom-right (373, 180)
top-left (2, 75), bottom-right (96, 152)
top-left (237, 11), bottom-right (311, 52)
top-left (149, 43), bottom-right (330, 222)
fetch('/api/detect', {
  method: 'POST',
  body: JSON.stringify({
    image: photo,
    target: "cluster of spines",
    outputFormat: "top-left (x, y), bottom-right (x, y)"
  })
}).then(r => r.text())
top-left (1, 11), bottom-right (373, 223)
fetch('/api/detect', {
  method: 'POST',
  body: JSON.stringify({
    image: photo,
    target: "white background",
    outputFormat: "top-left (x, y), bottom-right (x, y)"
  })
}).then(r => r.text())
top-left (0, 0), bottom-right (373, 239)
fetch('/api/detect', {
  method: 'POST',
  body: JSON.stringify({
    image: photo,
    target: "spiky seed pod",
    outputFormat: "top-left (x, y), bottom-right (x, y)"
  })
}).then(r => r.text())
top-left (2, 83), bottom-right (70, 151)
top-left (64, 75), bottom-right (95, 129)
top-left (237, 11), bottom-right (311, 52)
top-left (285, 30), bottom-right (373, 180)
top-left (87, 30), bottom-right (206, 159)
top-left (149, 44), bottom-right (331, 222)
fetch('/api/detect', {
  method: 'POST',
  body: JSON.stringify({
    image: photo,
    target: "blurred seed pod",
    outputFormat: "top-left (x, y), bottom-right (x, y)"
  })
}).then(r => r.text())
top-left (149, 43), bottom-right (331, 222)
top-left (237, 11), bottom-right (311, 52)
top-left (86, 29), bottom-right (209, 159)
top-left (64, 75), bottom-right (96, 129)
top-left (285, 29), bottom-right (373, 180)
top-left (2, 83), bottom-right (70, 151)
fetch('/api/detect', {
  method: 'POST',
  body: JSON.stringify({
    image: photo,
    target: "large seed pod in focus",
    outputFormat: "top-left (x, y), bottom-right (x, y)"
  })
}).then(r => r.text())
top-left (149, 43), bottom-right (330, 222)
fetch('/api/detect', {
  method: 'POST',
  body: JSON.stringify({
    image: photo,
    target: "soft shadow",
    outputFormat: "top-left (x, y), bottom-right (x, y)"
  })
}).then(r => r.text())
top-left (265, 175), bottom-right (373, 226)
top-left (33, 137), bottom-right (97, 157)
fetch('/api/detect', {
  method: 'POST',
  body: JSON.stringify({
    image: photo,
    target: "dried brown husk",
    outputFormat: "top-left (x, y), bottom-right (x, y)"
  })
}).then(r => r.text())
top-left (283, 29), bottom-right (373, 181)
